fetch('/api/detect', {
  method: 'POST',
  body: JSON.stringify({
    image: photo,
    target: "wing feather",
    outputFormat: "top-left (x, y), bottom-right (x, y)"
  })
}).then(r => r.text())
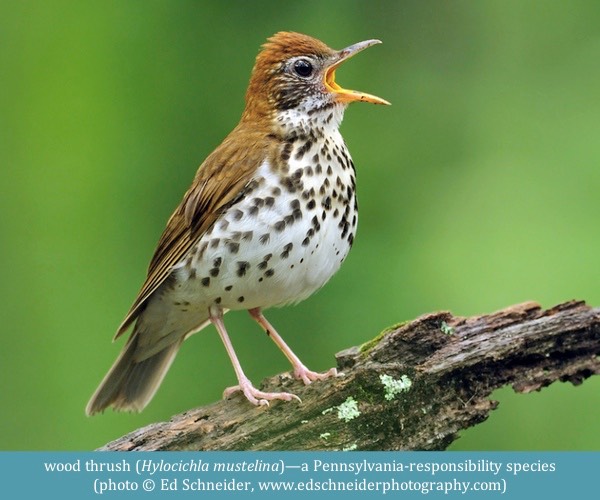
top-left (114, 125), bottom-right (276, 338)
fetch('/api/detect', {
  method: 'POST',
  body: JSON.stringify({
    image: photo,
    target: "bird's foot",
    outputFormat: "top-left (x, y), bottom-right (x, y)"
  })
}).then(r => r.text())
top-left (223, 379), bottom-right (301, 406)
top-left (293, 365), bottom-right (338, 385)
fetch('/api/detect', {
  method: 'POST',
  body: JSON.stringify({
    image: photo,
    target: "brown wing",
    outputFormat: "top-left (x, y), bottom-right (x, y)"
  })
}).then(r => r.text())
top-left (114, 125), bottom-right (275, 338)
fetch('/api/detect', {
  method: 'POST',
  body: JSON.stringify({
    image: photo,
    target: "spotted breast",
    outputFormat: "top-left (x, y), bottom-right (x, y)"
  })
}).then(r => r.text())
top-left (174, 113), bottom-right (357, 312)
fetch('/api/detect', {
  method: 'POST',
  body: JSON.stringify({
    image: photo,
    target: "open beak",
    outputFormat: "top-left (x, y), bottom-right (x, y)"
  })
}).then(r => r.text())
top-left (325, 39), bottom-right (390, 106)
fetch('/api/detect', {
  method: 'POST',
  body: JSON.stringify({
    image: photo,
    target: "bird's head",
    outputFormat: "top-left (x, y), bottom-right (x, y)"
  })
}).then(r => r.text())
top-left (242, 32), bottom-right (389, 130)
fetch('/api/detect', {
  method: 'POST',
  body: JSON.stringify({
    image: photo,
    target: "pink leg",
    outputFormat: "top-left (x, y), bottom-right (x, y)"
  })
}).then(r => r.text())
top-left (209, 308), bottom-right (300, 406)
top-left (248, 308), bottom-right (337, 385)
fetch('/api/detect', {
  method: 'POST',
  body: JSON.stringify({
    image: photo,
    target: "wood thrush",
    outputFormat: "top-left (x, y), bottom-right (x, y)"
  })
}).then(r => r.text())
top-left (87, 32), bottom-right (389, 415)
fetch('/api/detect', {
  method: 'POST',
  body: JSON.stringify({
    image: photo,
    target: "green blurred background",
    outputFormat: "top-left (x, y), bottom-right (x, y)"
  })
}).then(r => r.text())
top-left (1, 0), bottom-right (599, 450)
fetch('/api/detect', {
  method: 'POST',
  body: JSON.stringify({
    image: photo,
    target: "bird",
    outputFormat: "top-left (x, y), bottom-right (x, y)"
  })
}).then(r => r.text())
top-left (86, 31), bottom-right (389, 415)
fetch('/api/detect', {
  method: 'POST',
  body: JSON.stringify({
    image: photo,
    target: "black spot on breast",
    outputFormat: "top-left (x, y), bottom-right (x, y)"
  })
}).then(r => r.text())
top-left (295, 140), bottom-right (313, 160)
top-left (341, 148), bottom-right (352, 169)
top-left (283, 176), bottom-right (298, 193)
top-left (339, 219), bottom-right (350, 239)
top-left (265, 196), bottom-right (275, 207)
top-left (236, 261), bottom-right (250, 277)
top-left (227, 241), bottom-right (240, 254)
top-left (225, 285), bottom-right (233, 291)
top-left (264, 269), bottom-right (275, 277)
top-left (280, 242), bottom-right (293, 259)
top-left (238, 296), bottom-right (245, 303)
top-left (197, 241), bottom-right (208, 258)
top-left (306, 199), bottom-right (316, 210)
top-left (259, 233), bottom-right (270, 245)
top-left (201, 277), bottom-right (210, 287)
top-left (244, 179), bottom-right (259, 195)
top-left (209, 267), bottom-right (219, 277)
top-left (232, 209), bottom-right (244, 221)
top-left (274, 220), bottom-right (286, 232)
top-left (281, 141), bottom-right (293, 162)
top-left (210, 238), bottom-right (220, 249)
top-left (333, 151), bottom-right (342, 167)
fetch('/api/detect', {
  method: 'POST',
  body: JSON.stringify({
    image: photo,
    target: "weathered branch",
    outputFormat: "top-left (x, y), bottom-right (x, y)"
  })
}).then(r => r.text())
top-left (100, 300), bottom-right (600, 451)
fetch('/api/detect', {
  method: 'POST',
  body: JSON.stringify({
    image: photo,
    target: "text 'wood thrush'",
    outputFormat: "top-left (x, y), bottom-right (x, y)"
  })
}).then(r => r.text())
top-left (87, 32), bottom-right (389, 415)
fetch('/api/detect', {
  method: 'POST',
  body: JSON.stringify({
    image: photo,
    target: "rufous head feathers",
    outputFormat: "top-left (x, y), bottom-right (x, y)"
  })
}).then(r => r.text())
top-left (242, 32), bottom-right (389, 121)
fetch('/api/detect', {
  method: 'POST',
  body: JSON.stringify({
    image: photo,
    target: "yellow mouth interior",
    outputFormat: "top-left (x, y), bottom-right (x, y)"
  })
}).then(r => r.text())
top-left (325, 66), bottom-right (337, 87)
top-left (324, 65), bottom-right (389, 105)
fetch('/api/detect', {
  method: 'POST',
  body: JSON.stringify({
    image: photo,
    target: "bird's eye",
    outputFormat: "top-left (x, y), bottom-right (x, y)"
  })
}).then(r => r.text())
top-left (293, 59), bottom-right (314, 78)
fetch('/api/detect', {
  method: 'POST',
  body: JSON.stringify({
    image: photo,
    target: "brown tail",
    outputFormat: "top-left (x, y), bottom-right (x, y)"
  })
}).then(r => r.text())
top-left (86, 332), bottom-right (182, 415)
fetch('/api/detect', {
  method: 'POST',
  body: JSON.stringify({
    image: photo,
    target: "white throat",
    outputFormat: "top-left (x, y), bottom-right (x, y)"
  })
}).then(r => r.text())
top-left (274, 102), bottom-right (347, 138)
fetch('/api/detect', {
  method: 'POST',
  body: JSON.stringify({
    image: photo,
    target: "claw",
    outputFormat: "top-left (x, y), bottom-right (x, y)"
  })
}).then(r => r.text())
top-left (223, 381), bottom-right (302, 406)
top-left (294, 366), bottom-right (338, 385)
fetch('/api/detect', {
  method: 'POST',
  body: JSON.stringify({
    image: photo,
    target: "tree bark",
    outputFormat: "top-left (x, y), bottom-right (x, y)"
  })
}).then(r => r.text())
top-left (100, 300), bottom-right (599, 451)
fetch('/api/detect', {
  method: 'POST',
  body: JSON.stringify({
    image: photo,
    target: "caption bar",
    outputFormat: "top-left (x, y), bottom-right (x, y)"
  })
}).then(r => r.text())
top-left (2, 451), bottom-right (596, 498)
